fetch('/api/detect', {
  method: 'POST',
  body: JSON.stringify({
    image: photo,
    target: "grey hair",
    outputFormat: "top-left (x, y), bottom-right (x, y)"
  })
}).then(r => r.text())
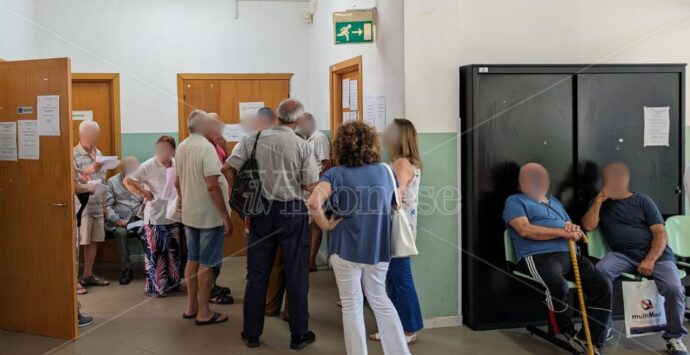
top-left (187, 109), bottom-right (208, 133)
top-left (79, 120), bottom-right (100, 133)
top-left (277, 98), bottom-right (304, 123)
top-left (301, 112), bottom-right (315, 122)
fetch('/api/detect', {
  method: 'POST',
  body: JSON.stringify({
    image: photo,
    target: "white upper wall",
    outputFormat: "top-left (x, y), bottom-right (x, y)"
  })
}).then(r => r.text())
top-left (0, 0), bottom-right (38, 60)
top-left (307, 0), bottom-right (404, 131)
top-left (23, 0), bottom-right (311, 133)
top-left (405, 0), bottom-right (690, 133)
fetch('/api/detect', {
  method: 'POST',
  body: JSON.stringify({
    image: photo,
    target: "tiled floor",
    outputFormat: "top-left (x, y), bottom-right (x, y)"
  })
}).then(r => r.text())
top-left (0, 257), bottom-right (686, 354)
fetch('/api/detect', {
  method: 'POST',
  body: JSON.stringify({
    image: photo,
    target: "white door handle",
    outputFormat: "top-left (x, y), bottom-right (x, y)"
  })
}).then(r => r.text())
top-left (48, 203), bottom-right (68, 207)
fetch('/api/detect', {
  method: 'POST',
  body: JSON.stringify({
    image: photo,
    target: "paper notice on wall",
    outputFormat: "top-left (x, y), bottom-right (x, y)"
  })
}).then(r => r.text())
top-left (342, 79), bottom-right (350, 109)
top-left (364, 94), bottom-right (386, 132)
top-left (239, 102), bottom-right (264, 121)
top-left (223, 123), bottom-right (245, 142)
top-left (0, 122), bottom-right (18, 161)
top-left (37, 95), bottom-right (61, 136)
top-left (18, 120), bottom-right (39, 160)
top-left (643, 106), bottom-right (670, 147)
top-left (72, 110), bottom-right (93, 121)
top-left (349, 80), bottom-right (358, 111)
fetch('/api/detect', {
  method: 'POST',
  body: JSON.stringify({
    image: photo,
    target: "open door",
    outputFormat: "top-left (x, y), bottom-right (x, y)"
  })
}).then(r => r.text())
top-left (177, 73), bottom-right (292, 257)
top-left (0, 58), bottom-right (77, 339)
top-left (329, 56), bottom-right (363, 136)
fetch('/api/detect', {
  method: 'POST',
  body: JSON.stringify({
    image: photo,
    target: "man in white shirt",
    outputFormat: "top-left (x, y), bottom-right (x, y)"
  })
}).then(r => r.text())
top-left (297, 113), bottom-right (331, 271)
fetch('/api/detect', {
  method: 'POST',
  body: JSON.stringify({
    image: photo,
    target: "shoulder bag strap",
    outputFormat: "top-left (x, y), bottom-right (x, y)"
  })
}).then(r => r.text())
top-left (382, 163), bottom-right (401, 206)
top-left (250, 130), bottom-right (262, 159)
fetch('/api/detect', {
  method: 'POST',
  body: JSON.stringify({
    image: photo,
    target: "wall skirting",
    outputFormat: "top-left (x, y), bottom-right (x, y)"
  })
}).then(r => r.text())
top-left (423, 315), bottom-right (462, 329)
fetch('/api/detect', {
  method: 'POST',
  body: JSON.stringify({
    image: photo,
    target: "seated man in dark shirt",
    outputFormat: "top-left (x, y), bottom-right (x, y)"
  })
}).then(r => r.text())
top-left (504, 163), bottom-right (611, 354)
top-left (583, 162), bottom-right (687, 355)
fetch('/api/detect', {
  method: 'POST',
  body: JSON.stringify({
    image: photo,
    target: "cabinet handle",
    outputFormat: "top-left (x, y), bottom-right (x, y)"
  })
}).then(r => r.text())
top-left (49, 203), bottom-right (68, 207)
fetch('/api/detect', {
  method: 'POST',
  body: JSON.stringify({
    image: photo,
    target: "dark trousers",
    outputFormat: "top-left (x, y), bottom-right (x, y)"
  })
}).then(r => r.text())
top-left (517, 252), bottom-right (612, 348)
top-left (243, 199), bottom-right (309, 337)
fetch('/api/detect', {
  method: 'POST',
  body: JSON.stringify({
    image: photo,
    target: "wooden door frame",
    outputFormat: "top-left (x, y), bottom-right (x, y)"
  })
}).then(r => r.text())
top-left (71, 73), bottom-right (122, 158)
top-left (329, 56), bottom-right (363, 136)
top-left (176, 73), bottom-right (293, 141)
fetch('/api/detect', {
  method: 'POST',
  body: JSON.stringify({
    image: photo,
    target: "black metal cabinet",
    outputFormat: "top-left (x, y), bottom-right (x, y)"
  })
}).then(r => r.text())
top-left (460, 64), bottom-right (685, 330)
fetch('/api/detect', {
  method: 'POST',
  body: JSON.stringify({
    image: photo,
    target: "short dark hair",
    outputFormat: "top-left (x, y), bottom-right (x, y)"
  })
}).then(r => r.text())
top-left (257, 107), bottom-right (275, 121)
top-left (156, 135), bottom-right (176, 150)
top-left (333, 121), bottom-right (380, 167)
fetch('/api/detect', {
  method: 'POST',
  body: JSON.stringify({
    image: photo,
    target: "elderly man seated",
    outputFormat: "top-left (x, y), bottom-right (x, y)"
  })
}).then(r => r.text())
top-left (106, 156), bottom-right (144, 285)
top-left (503, 163), bottom-right (611, 354)
top-left (582, 162), bottom-right (688, 355)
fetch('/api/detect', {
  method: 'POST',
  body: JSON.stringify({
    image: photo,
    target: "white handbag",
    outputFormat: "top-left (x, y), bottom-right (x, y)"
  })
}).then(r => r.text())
top-left (382, 163), bottom-right (419, 258)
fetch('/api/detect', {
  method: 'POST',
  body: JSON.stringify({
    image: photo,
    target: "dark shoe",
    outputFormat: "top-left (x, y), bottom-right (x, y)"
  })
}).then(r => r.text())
top-left (241, 332), bottom-right (260, 348)
top-left (560, 328), bottom-right (586, 353)
top-left (79, 275), bottom-right (110, 286)
top-left (667, 338), bottom-right (688, 355)
top-left (78, 313), bottom-right (94, 328)
top-left (290, 331), bottom-right (316, 350)
top-left (119, 269), bottom-right (133, 285)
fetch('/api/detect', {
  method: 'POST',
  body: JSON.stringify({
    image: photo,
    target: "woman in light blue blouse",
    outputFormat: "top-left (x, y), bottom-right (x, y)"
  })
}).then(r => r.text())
top-left (308, 121), bottom-right (410, 355)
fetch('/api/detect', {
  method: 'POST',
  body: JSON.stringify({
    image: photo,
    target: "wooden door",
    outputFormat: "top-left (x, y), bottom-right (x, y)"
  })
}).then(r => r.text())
top-left (72, 73), bottom-right (122, 262)
top-left (330, 56), bottom-right (363, 136)
top-left (177, 73), bottom-right (292, 256)
top-left (0, 58), bottom-right (77, 339)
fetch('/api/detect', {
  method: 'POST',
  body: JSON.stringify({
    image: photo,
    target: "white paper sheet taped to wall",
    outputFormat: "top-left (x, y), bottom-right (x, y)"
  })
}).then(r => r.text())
top-left (72, 110), bottom-right (93, 121)
top-left (18, 120), bottom-right (39, 160)
top-left (0, 122), bottom-right (18, 161)
top-left (349, 79), bottom-right (358, 111)
top-left (342, 79), bottom-right (350, 109)
top-left (38, 95), bottom-right (61, 136)
top-left (239, 102), bottom-right (264, 121)
top-left (643, 106), bottom-right (670, 147)
top-left (223, 124), bottom-right (245, 142)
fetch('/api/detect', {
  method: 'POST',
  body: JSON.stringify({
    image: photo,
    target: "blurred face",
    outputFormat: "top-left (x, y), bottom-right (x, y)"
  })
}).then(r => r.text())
top-left (210, 119), bottom-right (224, 138)
top-left (297, 117), bottom-right (316, 136)
top-left (602, 164), bottom-right (630, 198)
top-left (519, 165), bottom-right (550, 200)
top-left (79, 127), bottom-right (99, 148)
top-left (121, 158), bottom-right (140, 176)
top-left (382, 122), bottom-right (401, 152)
top-left (155, 142), bottom-right (175, 162)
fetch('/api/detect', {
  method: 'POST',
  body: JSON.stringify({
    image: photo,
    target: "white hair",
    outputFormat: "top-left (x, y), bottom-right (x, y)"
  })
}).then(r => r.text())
top-left (277, 98), bottom-right (304, 123)
top-left (79, 120), bottom-right (100, 133)
top-left (187, 109), bottom-right (209, 132)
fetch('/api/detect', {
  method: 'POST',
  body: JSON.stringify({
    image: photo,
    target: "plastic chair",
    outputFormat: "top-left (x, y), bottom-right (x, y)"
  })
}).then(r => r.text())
top-left (666, 216), bottom-right (690, 268)
top-left (504, 230), bottom-right (579, 354)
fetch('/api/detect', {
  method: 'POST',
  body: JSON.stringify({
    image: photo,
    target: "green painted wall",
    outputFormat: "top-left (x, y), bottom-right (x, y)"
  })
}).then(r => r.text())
top-left (120, 131), bottom-right (462, 320)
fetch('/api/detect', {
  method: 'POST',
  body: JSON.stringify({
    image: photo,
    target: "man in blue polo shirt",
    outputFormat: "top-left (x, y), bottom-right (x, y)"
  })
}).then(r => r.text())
top-left (583, 162), bottom-right (687, 355)
top-left (503, 163), bottom-right (611, 354)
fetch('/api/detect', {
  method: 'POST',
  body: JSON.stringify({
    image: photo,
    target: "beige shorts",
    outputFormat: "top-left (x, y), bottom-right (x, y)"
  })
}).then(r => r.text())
top-left (79, 214), bottom-right (106, 245)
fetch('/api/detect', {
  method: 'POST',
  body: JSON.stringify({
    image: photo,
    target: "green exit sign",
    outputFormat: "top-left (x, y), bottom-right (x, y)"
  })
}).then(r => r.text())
top-left (334, 20), bottom-right (373, 44)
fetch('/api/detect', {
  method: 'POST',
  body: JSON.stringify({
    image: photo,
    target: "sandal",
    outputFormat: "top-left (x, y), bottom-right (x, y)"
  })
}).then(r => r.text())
top-left (182, 313), bottom-right (197, 319)
top-left (195, 312), bottom-right (228, 326)
top-left (77, 285), bottom-right (88, 295)
top-left (80, 275), bottom-right (110, 287)
top-left (369, 332), bottom-right (417, 344)
top-left (210, 294), bottom-right (234, 305)
top-left (212, 285), bottom-right (231, 296)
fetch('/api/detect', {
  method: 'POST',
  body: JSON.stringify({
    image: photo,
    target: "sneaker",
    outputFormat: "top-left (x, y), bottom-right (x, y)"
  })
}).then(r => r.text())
top-left (667, 338), bottom-right (688, 355)
top-left (78, 313), bottom-right (94, 328)
top-left (241, 332), bottom-right (260, 348)
top-left (561, 329), bottom-right (587, 353)
top-left (290, 331), bottom-right (316, 350)
top-left (79, 275), bottom-right (110, 286)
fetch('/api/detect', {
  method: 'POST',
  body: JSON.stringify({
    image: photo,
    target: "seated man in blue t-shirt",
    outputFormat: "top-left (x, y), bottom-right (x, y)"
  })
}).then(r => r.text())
top-left (503, 163), bottom-right (611, 353)
top-left (582, 162), bottom-right (688, 355)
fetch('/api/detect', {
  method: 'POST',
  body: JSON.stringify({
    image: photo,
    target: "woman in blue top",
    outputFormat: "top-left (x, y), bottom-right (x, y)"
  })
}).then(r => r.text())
top-left (308, 121), bottom-right (410, 355)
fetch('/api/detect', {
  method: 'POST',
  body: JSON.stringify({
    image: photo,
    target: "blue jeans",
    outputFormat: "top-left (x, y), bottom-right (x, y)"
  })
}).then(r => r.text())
top-left (596, 252), bottom-right (687, 340)
top-left (184, 225), bottom-right (224, 267)
top-left (386, 257), bottom-right (424, 333)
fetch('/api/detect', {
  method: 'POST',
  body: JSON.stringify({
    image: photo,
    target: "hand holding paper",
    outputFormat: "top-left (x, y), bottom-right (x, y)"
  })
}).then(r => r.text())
top-left (96, 156), bottom-right (121, 170)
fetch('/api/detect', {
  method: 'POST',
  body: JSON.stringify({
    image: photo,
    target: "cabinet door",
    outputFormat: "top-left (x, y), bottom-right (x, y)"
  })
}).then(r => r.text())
top-left (470, 73), bottom-right (575, 326)
top-left (577, 73), bottom-right (682, 216)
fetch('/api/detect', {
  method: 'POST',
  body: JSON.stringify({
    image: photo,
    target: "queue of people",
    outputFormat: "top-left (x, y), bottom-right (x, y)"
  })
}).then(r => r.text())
top-left (504, 162), bottom-right (688, 355)
top-left (71, 98), bottom-right (424, 354)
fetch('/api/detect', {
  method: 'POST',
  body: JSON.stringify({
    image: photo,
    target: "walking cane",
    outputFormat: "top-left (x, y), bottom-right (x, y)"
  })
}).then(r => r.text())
top-left (569, 235), bottom-right (594, 355)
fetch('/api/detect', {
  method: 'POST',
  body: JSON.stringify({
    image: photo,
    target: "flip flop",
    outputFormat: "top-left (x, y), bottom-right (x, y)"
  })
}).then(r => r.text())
top-left (195, 312), bottom-right (228, 326)
top-left (182, 313), bottom-right (197, 320)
